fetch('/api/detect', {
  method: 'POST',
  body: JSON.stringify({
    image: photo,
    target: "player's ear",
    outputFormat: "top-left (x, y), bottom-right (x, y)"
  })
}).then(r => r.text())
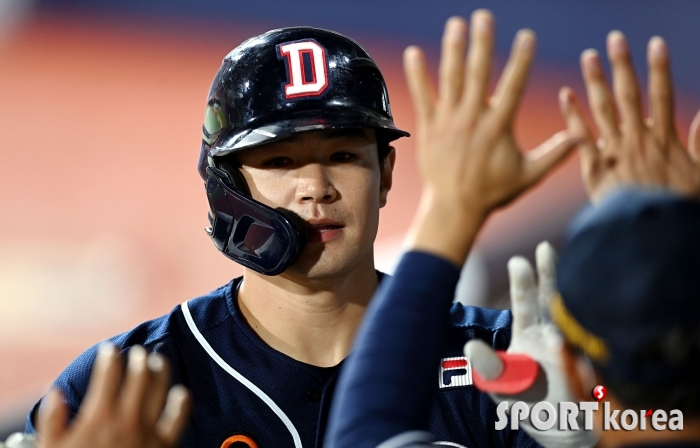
top-left (379, 146), bottom-right (396, 208)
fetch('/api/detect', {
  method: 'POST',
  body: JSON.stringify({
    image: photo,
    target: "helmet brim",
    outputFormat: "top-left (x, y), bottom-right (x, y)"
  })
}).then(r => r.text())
top-left (210, 107), bottom-right (410, 157)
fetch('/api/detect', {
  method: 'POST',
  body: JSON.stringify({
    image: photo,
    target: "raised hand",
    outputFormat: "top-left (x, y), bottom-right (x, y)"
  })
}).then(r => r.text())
top-left (465, 242), bottom-right (597, 448)
top-left (403, 10), bottom-right (580, 266)
top-left (559, 32), bottom-right (700, 203)
top-left (37, 345), bottom-right (190, 448)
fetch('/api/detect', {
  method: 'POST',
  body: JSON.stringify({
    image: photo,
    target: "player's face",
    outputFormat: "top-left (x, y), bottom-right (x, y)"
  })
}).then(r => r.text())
top-left (233, 129), bottom-right (394, 279)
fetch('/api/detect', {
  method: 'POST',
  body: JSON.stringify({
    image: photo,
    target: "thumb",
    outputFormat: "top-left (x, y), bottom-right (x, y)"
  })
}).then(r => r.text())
top-left (688, 108), bottom-right (700, 161)
top-left (37, 388), bottom-right (67, 442)
top-left (464, 339), bottom-right (503, 380)
top-left (522, 130), bottom-right (580, 188)
top-left (156, 385), bottom-right (191, 448)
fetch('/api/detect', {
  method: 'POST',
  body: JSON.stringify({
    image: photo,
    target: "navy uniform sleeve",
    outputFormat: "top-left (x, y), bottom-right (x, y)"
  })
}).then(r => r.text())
top-left (24, 345), bottom-right (99, 434)
top-left (25, 310), bottom-right (179, 433)
top-left (25, 344), bottom-right (99, 433)
top-left (325, 251), bottom-right (460, 448)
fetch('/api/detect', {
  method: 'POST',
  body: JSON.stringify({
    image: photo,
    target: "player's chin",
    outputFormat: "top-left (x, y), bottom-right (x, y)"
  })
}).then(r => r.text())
top-left (290, 237), bottom-right (363, 277)
top-left (286, 257), bottom-right (347, 279)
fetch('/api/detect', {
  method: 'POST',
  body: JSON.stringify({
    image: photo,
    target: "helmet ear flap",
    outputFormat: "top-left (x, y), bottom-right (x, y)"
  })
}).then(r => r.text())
top-left (216, 159), bottom-right (251, 197)
top-left (213, 158), bottom-right (308, 249)
top-left (204, 166), bottom-right (307, 275)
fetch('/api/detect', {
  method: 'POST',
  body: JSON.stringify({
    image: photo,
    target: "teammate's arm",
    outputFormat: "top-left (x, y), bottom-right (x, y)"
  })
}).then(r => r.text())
top-left (325, 10), bottom-right (579, 448)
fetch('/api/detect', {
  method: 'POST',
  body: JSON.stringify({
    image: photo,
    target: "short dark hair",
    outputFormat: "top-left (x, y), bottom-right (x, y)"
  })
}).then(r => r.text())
top-left (600, 326), bottom-right (700, 416)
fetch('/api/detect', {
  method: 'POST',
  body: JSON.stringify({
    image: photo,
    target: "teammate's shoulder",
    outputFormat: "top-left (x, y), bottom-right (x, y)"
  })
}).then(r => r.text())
top-left (448, 302), bottom-right (512, 332)
top-left (446, 303), bottom-right (512, 351)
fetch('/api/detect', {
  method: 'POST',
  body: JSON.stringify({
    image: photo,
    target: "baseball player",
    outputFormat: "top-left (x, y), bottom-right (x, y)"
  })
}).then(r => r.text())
top-left (25, 11), bottom-right (555, 448)
top-left (326, 23), bottom-right (700, 448)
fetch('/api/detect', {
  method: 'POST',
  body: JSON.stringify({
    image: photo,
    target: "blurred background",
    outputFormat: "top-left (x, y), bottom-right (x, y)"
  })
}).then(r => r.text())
top-left (1, 0), bottom-right (699, 436)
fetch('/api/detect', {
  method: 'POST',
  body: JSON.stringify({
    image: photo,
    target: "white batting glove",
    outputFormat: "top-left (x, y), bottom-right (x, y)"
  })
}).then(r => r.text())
top-left (3, 433), bottom-right (36, 448)
top-left (464, 242), bottom-right (598, 448)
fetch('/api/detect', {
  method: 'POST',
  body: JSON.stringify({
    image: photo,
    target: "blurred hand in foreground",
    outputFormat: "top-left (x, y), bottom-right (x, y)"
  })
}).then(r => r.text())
top-left (560, 32), bottom-right (700, 203)
top-left (37, 344), bottom-right (190, 448)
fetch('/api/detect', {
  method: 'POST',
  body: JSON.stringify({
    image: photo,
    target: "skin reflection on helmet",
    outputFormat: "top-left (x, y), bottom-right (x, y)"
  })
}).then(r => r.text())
top-left (203, 101), bottom-right (228, 145)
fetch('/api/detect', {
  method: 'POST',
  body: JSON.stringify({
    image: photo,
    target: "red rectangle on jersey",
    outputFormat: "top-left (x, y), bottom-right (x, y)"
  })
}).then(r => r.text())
top-left (441, 359), bottom-right (468, 369)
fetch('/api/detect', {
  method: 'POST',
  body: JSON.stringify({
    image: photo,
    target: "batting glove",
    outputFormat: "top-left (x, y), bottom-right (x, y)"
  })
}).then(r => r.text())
top-left (464, 242), bottom-right (598, 448)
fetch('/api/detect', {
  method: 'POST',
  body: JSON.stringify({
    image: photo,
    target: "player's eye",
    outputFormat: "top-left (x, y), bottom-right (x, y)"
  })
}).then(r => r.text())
top-left (263, 156), bottom-right (294, 168)
top-left (330, 151), bottom-right (357, 162)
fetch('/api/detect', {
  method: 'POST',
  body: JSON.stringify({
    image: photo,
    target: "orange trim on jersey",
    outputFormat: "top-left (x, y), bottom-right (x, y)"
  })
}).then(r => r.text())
top-left (220, 434), bottom-right (258, 448)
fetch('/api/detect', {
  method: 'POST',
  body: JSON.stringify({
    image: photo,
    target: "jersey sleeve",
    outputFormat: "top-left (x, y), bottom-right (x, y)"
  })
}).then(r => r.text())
top-left (25, 343), bottom-right (99, 433)
top-left (325, 251), bottom-right (461, 448)
top-left (25, 310), bottom-right (180, 433)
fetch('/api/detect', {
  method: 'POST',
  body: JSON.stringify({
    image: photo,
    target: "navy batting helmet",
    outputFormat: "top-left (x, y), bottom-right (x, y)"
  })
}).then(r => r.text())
top-left (199, 27), bottom-right (409, 275)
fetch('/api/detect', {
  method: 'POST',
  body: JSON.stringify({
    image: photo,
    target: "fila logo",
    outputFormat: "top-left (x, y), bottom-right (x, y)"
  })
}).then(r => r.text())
top-left (438, 356), bottom-right (472, 389)
top-left (277, 39), bottom-right (330, 99)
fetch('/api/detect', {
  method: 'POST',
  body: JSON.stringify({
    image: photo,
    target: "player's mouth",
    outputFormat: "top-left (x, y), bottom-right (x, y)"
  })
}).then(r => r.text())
top-left (306, 219), bottom-right (344, 243)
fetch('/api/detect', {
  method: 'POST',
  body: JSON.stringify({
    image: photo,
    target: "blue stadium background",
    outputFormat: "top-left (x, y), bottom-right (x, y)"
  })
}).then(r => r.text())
top-left (0, 0), bottom-right (698, 437)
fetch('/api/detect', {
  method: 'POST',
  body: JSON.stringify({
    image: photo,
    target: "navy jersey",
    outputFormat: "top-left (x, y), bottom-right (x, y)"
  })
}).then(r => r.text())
top-left (326, 253), bottom-right (540, 448)
top-left (26, 274), bottom-right (536, 448)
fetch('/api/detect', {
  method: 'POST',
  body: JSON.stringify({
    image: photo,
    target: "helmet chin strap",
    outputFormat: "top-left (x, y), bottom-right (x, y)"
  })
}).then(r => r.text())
top-left (204, 166), bottom-right (308, 276)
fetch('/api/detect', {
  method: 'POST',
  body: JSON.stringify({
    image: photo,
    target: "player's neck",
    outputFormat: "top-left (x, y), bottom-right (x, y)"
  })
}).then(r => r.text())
top-left (237, 254), bottom-right (378, 367)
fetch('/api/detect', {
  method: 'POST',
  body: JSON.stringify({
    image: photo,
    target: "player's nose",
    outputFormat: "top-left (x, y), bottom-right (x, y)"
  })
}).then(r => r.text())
top-left (295, 163), bottom-right (338, 204)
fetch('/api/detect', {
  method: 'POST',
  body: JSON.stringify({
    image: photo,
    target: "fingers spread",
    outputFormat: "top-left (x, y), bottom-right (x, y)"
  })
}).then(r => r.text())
top-left (438, 16), bottom-right (468, 106)
top-left (464, 339), bottom-right (503, 380)
top-left (559, 86), bottom-right (596, 153)
top-left (156, 385), bottom-right (191, 447)
top-left (535, 241), bottom-right (558, 322)
top-left (462, 9), bottom-right (494, 114)
top-left (508, 256), bottom-right (539, 334)
top-left (689, 109), bottom-right (700, 161)
top-left (647, 36), bottom-right (675, 144)
top-left (37, 389), bottom-right (68, 441)
top-left (558, 86), bottom-right (606, 196)
top-left (581, 49), bottom-right (620, 141)
top-left (607, 31), bottom-right (644, 135)
top-left (490, 29), bottom-right (536, 126)
top-left (403, 46), bottom-right (436, 121)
